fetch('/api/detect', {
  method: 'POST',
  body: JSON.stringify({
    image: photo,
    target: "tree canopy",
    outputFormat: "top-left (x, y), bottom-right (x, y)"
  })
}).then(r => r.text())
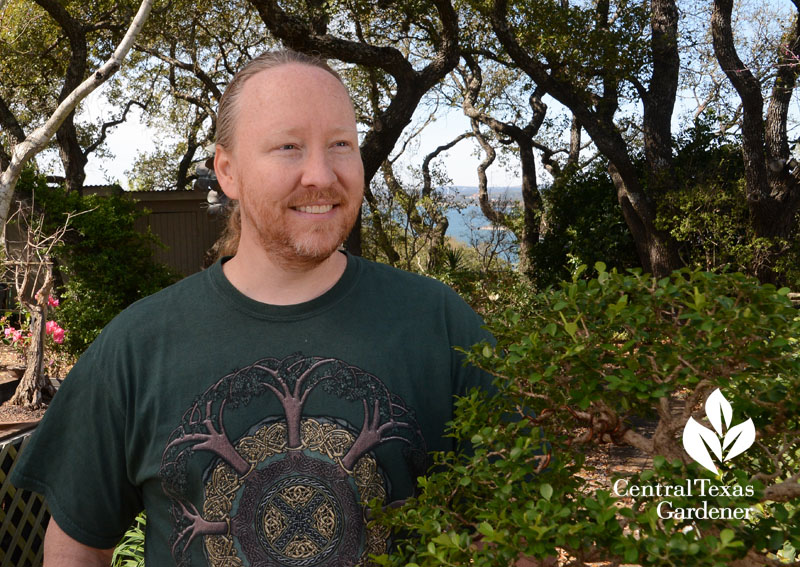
top-left (1, 0), bottom-right (798, 281)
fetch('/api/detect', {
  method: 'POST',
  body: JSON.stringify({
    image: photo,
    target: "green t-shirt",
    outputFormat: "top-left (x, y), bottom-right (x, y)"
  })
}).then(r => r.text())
top-left (11, 252), bottom-right (492, 566)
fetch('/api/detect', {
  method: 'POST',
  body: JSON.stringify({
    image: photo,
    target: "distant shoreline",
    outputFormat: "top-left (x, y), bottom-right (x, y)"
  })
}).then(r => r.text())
top-left (443, 185), bottom-right (523, 205)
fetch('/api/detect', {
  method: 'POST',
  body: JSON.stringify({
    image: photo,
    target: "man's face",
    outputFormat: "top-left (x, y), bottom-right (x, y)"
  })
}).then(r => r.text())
top-left (215, 63), bottom-right (364, 268)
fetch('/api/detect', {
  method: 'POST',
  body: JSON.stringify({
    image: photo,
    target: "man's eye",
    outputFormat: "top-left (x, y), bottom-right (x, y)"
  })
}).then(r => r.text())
top-left (280, 144), bottom-right (297, 150)
top-left (333, 141), bottom-right (350, 148)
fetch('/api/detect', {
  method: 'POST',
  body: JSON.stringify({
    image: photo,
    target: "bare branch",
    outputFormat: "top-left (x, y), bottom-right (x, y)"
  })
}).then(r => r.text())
top-left (422, 132), bottom-right (473, 197)
top-left (84, 100), bottom-right (148, 157)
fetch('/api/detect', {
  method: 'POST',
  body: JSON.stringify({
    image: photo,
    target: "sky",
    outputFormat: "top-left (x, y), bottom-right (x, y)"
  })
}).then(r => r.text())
top-left (78, 84), bottom-right (524, 190)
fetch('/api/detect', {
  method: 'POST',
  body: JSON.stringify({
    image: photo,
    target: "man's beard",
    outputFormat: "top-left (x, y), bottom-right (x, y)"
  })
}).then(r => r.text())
top-left (239, 187), bottom-right (361, 270)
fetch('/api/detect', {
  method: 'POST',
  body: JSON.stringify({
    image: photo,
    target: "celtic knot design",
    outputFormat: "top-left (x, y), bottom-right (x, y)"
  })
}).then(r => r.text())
top-left (257, 476), bottom-right (342, 564)
top-left (161, 354), bottom-right (427, 567)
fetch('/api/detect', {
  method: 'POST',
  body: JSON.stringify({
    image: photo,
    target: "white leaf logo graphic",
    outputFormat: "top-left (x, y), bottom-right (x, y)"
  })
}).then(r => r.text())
top-left (705, 389), bottom-right (732, 436)
top-left (682, 389), bottom-right (755, 474)
top-left (723, 419), bottom-right (756, 462)
top-left (683, 417), bottom-right (723, 474)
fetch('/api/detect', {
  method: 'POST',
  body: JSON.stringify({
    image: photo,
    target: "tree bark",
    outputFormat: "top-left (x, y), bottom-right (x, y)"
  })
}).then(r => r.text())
top-left (0, 93), bottom-right (27, 171)
top-left (176, 111), bottom-right (207, 191)
top-left (517, 138), bottom-right (541, 274)
top-left (56, 125), bottom-right (88, 194)
top-left (34, 0), bottom-right (89, 194)
top-left (489, 0), bottom-right (682, 277)
top-left (644, 0), bottom-right (680, 192)
top-left (8, 306), bottom-right (55, 409)
top-left (712, 0), bottom-right (800, 282)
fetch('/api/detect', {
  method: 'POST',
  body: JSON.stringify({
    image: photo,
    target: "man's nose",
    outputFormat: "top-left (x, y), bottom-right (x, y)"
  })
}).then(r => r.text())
top-left (300, 148), bottom-right (337, 188)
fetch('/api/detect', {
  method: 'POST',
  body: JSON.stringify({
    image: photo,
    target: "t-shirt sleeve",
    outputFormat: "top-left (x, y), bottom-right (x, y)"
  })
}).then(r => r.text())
top-left (9, 346), bottom-right (143, 549)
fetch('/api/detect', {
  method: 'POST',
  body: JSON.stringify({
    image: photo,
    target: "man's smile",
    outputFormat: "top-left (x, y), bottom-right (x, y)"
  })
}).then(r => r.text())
top-left (293, 204), bottom-right (336, 214)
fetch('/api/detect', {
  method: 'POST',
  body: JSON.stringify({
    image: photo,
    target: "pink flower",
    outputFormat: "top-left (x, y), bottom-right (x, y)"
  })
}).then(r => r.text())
top-left (48, 296), bottom-right (59, 308)
top-left (4, 327), bottom-right (14, 338)
top-left (11, 330), bottom-right (22, 342)
top-left (46, 321), bottom-right (66, 344)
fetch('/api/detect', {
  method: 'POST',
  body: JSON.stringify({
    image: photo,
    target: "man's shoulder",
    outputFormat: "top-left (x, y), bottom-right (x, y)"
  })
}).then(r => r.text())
top-left (101, 267), bottom-right (211, 334)
top-left (352, 255), bottom-right (477, 314)
top-left (354, 255), bottom-right (456, 295)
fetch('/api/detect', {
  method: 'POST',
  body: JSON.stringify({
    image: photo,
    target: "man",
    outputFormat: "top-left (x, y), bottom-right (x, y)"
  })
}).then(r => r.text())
top-left (11, 50), bottom-right (491, 566)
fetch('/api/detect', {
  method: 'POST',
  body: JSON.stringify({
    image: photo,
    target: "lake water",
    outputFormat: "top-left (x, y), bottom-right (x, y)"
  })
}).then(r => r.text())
top-left (443, 186), bottom-right (521, 245)
top-left (444, 205), bottom-right (519, 265)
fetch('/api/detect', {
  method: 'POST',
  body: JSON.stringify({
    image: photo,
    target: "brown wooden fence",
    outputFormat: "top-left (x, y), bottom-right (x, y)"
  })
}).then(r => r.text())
top-left (129, 189), bottom-right (226, 276)
top-left (84, 187), bottom-right (225, 277)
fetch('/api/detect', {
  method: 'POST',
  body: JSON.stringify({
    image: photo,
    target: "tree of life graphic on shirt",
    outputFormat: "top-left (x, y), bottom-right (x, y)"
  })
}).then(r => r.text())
top-left (160, 354), bottom-right (426, 567)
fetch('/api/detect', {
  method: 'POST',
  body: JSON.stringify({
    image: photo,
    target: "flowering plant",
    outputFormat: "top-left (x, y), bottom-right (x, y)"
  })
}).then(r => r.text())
top-left (45, 319), bottom-right (66, 344)
top-left (1, 314), bottom-right (32, 355)
top-left (1, 296), bottom-right (67, 357)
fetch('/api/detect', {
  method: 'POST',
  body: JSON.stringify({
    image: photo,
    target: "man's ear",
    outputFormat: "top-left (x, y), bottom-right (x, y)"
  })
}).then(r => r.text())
top-left (214, 145), bottom-right (240, 200)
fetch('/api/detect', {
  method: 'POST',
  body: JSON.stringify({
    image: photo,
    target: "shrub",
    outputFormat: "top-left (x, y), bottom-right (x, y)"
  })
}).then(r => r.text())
top-left (534, 163), bottom-right (640, 288)
top-left (657, 119), bottom-right (800, 287)
top-left (373, 265), bottom-right (800, 566)
top-left (16, 170), bottom-right (180, 356)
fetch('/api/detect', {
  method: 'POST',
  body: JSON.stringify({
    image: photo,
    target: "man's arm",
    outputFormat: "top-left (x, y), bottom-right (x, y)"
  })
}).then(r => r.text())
top-left (43, 517), bottom-right (116, 567)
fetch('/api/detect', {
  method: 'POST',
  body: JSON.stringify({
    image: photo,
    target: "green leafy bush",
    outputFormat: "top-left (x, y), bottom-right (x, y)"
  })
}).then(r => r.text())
top-left (533, 163), bottom-right (640, 288)
top-left (373, 265), bottom-right (800, 566)
top-left (16, 170), bottom-right (180, 355)
top-left (658, 119), bottom-right (800, 287)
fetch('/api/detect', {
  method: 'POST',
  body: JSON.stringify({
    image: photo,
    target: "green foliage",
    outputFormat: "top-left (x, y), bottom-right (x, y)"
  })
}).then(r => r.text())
top-left (435, 260), bottom-right (531, 323)
top-left (533, 163), bottom-right (640, 288)
top-left (112, 513), bottom-right (146, 567)
top-left (469, 0), bottom-right (650, 96)
top-left (373, 265), bottom-right (800, 566)
top-left (0, 0), bottom-right (141, 153)
top-left (16, 170), bottom-right (179, 355)
top-left (657, 119), bottom-right (800, 286)
top-left (126, 143), bottom-right (184, 192)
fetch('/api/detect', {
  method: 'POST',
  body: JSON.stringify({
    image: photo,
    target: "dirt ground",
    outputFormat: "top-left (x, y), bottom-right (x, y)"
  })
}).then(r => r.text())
top-left (0, 344), bottom-right (48, 422)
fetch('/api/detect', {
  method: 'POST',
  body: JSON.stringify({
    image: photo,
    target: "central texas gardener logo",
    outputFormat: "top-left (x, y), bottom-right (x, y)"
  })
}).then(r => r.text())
top-left (682, 389), bottom-right (756, 475)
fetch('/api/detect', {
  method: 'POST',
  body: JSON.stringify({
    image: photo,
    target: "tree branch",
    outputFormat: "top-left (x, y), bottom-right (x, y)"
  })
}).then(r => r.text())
top-left (0, 0), bottom-right (154, 225)
top-left (422, 132), bottom-right (473, 197)
top-left (84, 99), bottom-right (148, 157)
top-left (134, 45), bottom-right (223, 100)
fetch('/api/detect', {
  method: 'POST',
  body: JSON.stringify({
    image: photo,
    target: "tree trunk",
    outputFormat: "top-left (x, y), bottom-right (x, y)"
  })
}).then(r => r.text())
top-left (609, 164), bottom-right (681, 277)
top-left (489, 0), bottom-right (683, 278)
top-left (518, 139), bottom-right (542, 275)
top-left (345, 212), bottom-right (362, 257)
top-left (8, 307), bottom-right (55, 409)
top-left (56, 118), bottom-right (88, 194)
top-left (711, 0), bottom-right (800, 283)
top-left (425, 216), bottom-right (449, 272)
top-left (35, 0), bottom-right (89, 195)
